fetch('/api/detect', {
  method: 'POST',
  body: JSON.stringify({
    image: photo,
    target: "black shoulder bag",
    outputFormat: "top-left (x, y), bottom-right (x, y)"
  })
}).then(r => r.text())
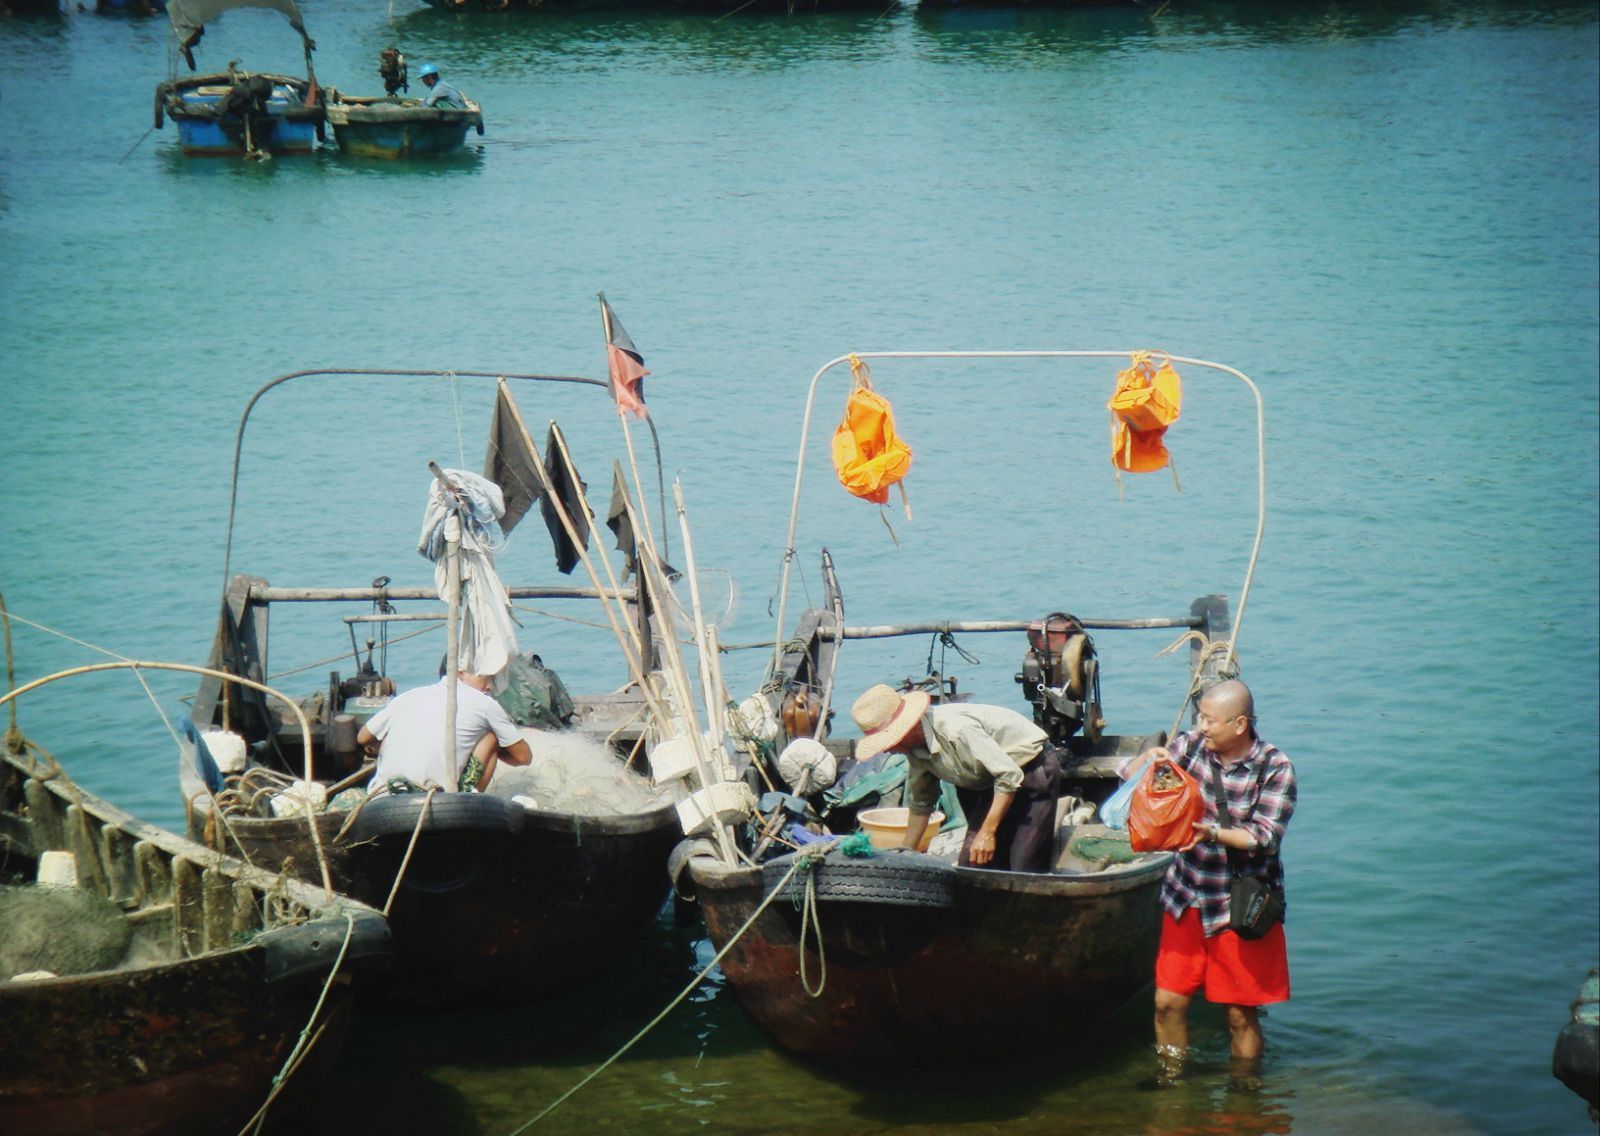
top-left (1209, 759), bottom-right (1285, 941)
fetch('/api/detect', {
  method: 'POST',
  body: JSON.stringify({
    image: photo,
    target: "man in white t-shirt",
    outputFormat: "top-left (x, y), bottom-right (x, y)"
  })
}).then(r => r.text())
top-left (356, 671), bottom-right (531, 795)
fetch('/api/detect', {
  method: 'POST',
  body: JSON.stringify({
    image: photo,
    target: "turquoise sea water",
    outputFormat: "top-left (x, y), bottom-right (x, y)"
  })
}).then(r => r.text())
top-left (2, 0), bottom-right (1597, 1133)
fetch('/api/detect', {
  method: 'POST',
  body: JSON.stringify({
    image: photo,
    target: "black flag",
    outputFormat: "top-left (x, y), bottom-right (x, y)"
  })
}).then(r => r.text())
top-left (540, 422), bottom-right (591, 575)
top-left (605, 461), bottom-right (637, 563)
top-left (483, 381), bottom-right (544, 536)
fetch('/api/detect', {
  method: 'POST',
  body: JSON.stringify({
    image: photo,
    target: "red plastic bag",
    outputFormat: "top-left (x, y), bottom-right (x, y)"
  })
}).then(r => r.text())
top-left (1127, 757), bottom-right (1205, 852)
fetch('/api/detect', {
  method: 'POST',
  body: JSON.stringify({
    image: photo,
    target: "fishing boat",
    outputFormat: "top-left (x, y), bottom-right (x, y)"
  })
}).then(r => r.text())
top-left (325, 95), bottom-right (484, 159)
top-left (176, 367), bottom-right (685, 1008)
top-left (152, 0), bottom-right (324, 158)
top-left (0, 668), bottom-right (389, 1136)
top-left (681, 348), bottom-right (1266, 1064)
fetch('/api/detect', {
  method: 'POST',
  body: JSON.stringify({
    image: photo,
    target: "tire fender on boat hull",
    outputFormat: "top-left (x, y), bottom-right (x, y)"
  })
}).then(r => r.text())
top-left (761, 848), bottom-right (956, 909)
top-left (348, 791), bottom-right (526, 842)
top-left (258, 910), bottom-right (392, 985)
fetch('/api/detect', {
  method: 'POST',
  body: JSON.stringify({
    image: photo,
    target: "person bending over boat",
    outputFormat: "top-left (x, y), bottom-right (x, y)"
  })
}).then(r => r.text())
top-left (416, 63), bottom-right (468, 110)
top-left (357, 670), bottom-right (531, 796)
top-left (850, 684), bottom-right (1061, 872)
top-left (1133, 679), bottom-right (1297, 1084)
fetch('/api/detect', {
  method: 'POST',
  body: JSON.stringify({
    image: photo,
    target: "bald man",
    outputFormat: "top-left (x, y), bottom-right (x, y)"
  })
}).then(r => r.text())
top-left (1134, 679), bottom-right (1297, 1084)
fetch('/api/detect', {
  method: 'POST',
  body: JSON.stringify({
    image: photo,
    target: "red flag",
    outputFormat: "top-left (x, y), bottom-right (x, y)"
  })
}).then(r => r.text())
top-left (599, 292), bottom-right (649, 419)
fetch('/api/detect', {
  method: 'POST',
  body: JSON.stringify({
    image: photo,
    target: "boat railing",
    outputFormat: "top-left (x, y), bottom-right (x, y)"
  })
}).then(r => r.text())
top-left (245, 583), bottom-right (636, 605)
top-left (219, 368), bottom-right (663, 599)
top-left (819, 615), bottom-right (1204, 641)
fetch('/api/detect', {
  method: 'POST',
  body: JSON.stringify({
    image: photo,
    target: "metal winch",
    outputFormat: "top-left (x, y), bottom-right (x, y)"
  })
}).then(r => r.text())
top-left (1016, 611), bottom-right (1104, 744)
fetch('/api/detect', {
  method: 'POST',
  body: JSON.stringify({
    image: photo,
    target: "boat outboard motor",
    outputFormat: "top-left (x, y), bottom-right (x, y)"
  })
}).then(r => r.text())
top-left (1016, 612), bottom-right (1104, 744)
top-left (221, 74), bottom-right (275, 119)
top-left (379, 48), bottom-right (408, 95)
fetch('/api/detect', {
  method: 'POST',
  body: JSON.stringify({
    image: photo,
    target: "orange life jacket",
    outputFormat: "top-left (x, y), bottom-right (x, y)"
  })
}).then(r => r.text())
top-left (1108, 352), bottom-right (1182, 474)
top-left (832, 357), bottom-right (912, 506)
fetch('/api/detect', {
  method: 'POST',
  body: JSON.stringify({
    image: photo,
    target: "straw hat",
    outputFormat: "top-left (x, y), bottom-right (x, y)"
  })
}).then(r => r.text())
top-left (851, 684), bottom-right (931, 761)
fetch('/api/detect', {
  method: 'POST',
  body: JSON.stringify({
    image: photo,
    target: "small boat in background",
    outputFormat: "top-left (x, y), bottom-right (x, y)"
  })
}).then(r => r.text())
top-left (326, 95), bottom-right (484, 159)
top-left (325, 51), bottom-right (483, 160)
top-left (152, 0), bottom-right (324, 159)
top-left (0, 668), bottom-right (389, 1136)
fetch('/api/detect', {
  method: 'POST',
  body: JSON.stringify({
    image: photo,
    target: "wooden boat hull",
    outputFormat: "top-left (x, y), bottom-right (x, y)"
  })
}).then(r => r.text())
top-left (326, 99), bottom-right (483, 158)
top-left (181, 746), bottom-right (681, 1007)
top-left (1, 744), bottom-right (388, 1135)
top-left (356, 803), bottom-right (681, 1005)
top-left (0, 952), bottom-right (351, 1136)
top-left (687, 853), bottom-right (1169, 1062)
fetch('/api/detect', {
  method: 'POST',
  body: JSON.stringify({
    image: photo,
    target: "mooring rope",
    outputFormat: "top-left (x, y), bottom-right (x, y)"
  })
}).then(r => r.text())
top-left (382, 787), bottom-right (438, 918)
top-left (505, 842), bottom-right (839, 1133)
top-left (795, 861), bottom-right (828, 998)
top-left (240, 910), bottom-right (358, 1136)
top-left (1155, 630), bottom-right (1241, 740)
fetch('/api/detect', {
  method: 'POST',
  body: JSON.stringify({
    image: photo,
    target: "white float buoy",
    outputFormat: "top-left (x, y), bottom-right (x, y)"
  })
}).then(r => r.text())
top-left (37, 850), bottom-right (79, 888)
top-left (202, 729), bottom-right (249, 775)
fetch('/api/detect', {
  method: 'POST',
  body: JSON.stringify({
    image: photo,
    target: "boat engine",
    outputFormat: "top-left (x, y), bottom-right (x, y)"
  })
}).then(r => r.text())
top-left (220, 74), bottom-right (275, 119)
top-left (378, 48), bottom-right (408, 96)
top-left (1016, 612), bottom-right (1104, 745)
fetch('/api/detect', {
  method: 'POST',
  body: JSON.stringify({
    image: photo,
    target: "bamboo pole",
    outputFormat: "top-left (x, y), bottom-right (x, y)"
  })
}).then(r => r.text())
top-left (599, 298), bottom-right (664, 568)
top-left (671, 481), bottom-right (724, 752)
top-left (490, 384), bottom-right (704, 850)
top-left (428, 463), bottom-right (465, 788)
top-left (618, 486), bottom-right (740, 865)
top-left (494, 390), bottom-right (649, 682)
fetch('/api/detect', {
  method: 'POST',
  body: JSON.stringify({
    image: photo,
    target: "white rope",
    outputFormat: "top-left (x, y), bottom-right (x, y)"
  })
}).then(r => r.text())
top-left (445, 370), bottom-right (467, 469)
top-left (770, 350), bottom-right (1267, 677)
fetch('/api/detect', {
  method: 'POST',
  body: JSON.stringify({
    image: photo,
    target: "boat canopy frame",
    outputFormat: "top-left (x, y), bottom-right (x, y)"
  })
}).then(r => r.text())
top-left (218, 368), bottom-right (666, 602)
top-left (769, 350), bottom-right (1267, 679)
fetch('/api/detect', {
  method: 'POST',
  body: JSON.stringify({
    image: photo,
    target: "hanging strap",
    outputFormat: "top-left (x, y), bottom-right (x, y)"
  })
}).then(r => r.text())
top-left (1209, 755), bottom-right (1266, 878)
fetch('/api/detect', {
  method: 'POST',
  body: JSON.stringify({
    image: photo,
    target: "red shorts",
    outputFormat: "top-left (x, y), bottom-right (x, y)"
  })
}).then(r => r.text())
top-left (1155, 907), bottom-right (1290, 1006)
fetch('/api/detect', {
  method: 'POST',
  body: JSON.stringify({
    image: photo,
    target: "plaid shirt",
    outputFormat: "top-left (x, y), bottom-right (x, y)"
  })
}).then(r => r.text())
top-left (1158, 729), bottom-right (1297, 936)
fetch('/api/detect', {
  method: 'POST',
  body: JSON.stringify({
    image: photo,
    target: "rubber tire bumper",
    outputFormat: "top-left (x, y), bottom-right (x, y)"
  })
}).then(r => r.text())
top-left (349, 791), bottom-right (526, 841)
top-left (762, 847), bottom-right (955, 909)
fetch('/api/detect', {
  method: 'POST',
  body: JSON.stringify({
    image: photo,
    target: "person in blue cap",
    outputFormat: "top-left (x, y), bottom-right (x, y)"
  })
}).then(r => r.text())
top-left (417, 63), bottom-right (467, 109)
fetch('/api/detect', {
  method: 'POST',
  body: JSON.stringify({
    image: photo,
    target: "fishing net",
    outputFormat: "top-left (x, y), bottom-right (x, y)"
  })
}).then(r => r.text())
top-left (0, 885), bottom-right (134, 981)
top-left (486, 728), bottom-right (670, 816)
top-left (1062, 830), bottom-right (1143, 872)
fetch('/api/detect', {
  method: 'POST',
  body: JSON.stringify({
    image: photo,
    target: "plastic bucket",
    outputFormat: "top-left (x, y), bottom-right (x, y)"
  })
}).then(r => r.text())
top-left (857, 807), bottom-right (944, 853)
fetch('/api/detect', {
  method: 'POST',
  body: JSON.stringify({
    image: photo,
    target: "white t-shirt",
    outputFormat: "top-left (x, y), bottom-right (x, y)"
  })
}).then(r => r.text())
top-left (363, 677), bottom-right (522, 791)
